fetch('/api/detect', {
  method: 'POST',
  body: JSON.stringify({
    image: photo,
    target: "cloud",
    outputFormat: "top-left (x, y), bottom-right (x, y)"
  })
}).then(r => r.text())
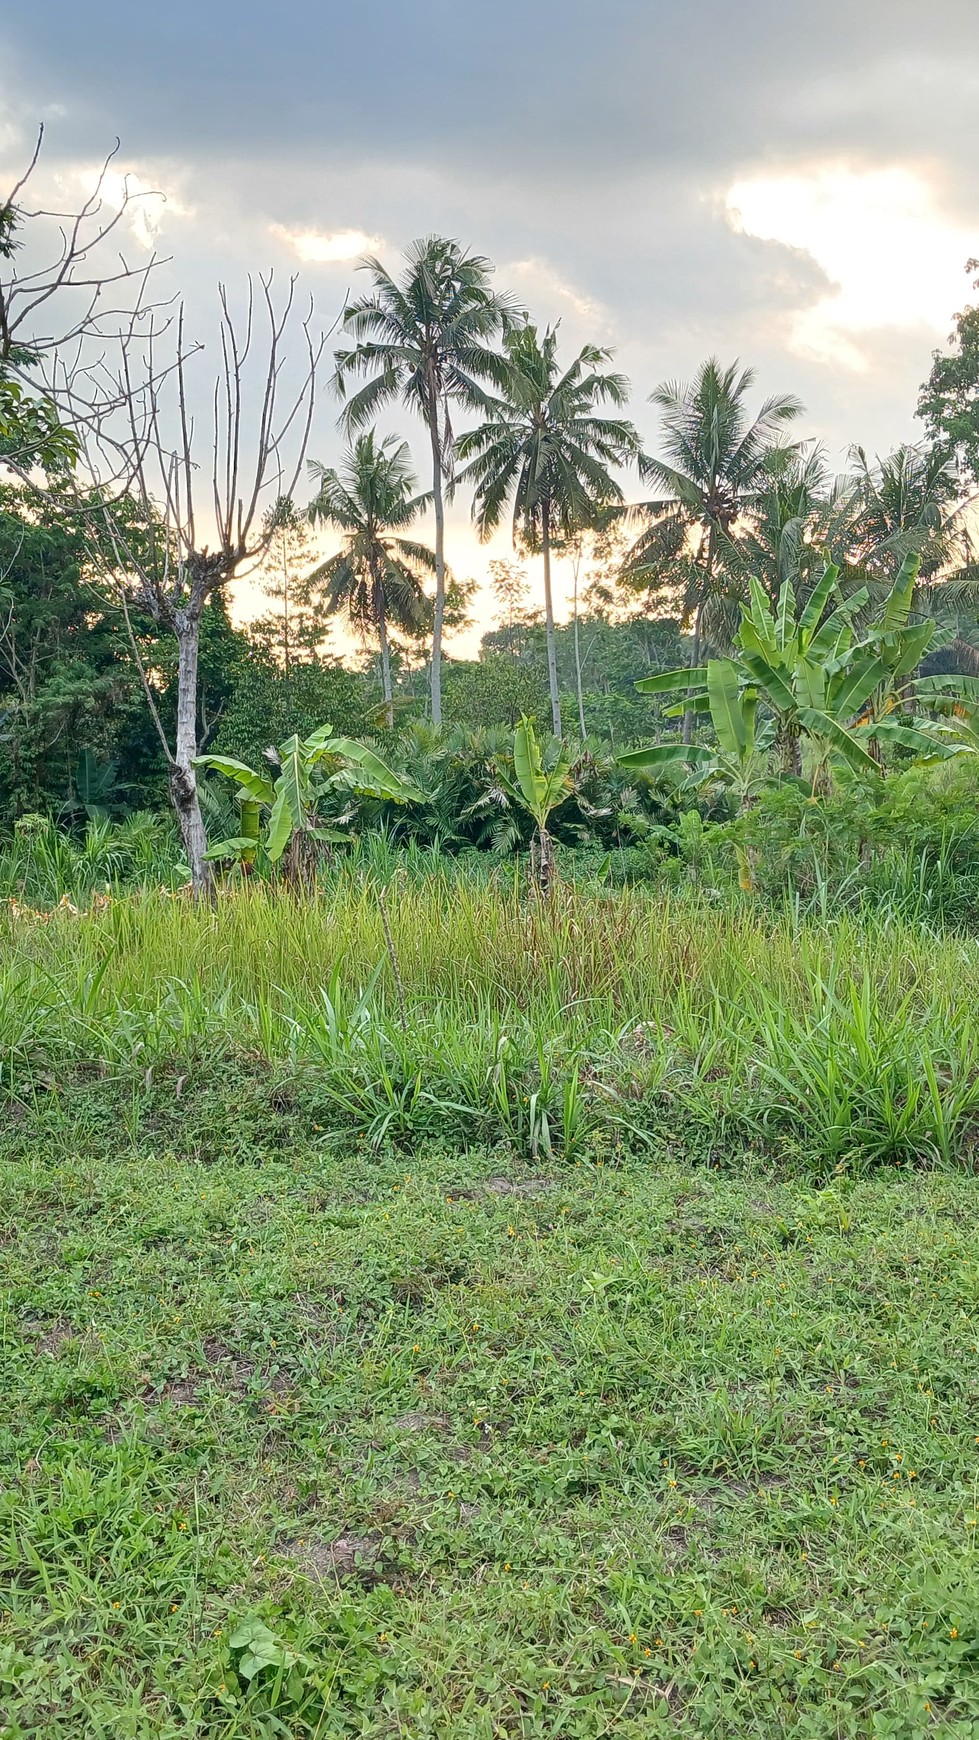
top-left (270, 225), bottom-right (384, 265)
top-left (3, 0), bottom-right (979, 625)
top-left (725, 165), bottom-right (974, 371)
top-left (504, 257), bottom-right (611, 335)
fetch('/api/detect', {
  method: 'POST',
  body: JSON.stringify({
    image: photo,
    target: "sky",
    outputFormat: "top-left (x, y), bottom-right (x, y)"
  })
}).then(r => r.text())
top-left (2, 0), bottom-right (978, 652)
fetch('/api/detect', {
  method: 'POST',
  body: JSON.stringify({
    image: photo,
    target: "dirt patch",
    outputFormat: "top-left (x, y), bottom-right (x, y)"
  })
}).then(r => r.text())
top-left (280, 1532), bottom-right (386, 1585)
top-left (201, 1337), bottom-right (256, 1393)
top-left (486, 1175), bottom-right (557, 1198)
top-left (29, 1318), bottom-right (77, 1357)
top-left (392, 1410), bottom-right (451, 1434)
top-left (155, 1376), bottom-right (203, 1407)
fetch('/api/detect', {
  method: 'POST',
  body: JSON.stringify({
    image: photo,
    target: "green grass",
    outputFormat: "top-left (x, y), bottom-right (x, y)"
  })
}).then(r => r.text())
top-left (3, 1087), bottom-right (979, 1736)
top-left (5, 886), bottom-right (979, 1733)
top-left (3, 882), bottom-right (979, 1169)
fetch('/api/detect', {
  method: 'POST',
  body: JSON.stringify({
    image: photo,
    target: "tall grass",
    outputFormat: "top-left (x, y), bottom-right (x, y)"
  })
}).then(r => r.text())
top-left (3, 879), bottom-right (978, 1170)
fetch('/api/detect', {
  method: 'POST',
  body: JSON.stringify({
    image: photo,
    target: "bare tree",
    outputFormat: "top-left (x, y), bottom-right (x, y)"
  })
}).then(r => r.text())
top-left (1, 126), bottom-right (168, 478)
top-left (81, 278), bottom-right (324, 896)
top-left (1, 129), bottom-right (326, 894)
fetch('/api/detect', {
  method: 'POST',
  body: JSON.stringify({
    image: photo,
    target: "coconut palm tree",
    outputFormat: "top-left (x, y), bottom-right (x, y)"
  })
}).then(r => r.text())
top-left (832, 443), bottom-right (979, 669)
top-left (307, 432), bottom-right (434, 727)
top-left (623, 358), bottom-right (804, 741)
top-left (837, 442), bottom-right (969, 591)
top-left (457, 323), bottom-right (641, 736)
top-left (332, 237), bottom-right (513, 725)
top-left (716, 443), bottom-right (831, 628)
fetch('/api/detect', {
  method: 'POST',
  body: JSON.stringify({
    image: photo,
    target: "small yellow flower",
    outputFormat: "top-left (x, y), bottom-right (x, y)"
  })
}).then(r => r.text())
top-left (950, 1627), bottom-right (959, 1639)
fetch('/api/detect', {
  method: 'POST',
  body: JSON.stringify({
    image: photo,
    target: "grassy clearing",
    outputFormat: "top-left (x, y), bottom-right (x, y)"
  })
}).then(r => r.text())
top-left (3, 1090), bottom-right (979, 1737)
top-left (5, 889), bottom-right (979, 1734)
top-left (4, 882), bottom-right (979, 1168)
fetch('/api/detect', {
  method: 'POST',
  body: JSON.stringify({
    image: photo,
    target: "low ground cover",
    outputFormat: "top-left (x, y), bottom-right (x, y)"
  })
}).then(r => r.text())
top-left (3, 884), bottom-right (979, 1169)
top-left (3, 1100), bottom-right (979, 1737)
top-left (4, 891), bottom-right (979, 1735)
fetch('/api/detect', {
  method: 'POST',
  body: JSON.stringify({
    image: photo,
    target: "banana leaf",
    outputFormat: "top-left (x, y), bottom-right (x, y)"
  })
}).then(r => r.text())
top-left (635, 667), bottom-right (709, 695)
top-left (193, 755), bottom-right (275, 805)
top-left (617, 742), bottom-right (713, 770)
top-left (706, 659), bottom-right (747, 757)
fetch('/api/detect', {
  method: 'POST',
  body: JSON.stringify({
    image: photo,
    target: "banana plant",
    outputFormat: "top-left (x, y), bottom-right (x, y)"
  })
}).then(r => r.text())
top-left (196, 724), bottom-right (423, 886)
top-left (498, 716), bottom-right (574, 890)
top-left (619, 659), bottom-right (775, 812)
top-left (912, 674), bottom-right (979, 757)
top-left (635, 563), bottom-right (921, 789)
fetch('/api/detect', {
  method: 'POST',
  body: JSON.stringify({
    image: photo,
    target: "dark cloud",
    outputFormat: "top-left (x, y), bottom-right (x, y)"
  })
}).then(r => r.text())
top-left (4, 1), bottom-right (978, 183)
top-left (1, 0), bottom-right (977, 611)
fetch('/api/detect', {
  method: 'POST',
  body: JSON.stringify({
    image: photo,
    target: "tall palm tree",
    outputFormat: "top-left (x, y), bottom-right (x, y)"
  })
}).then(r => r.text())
top-left (716, 443), bottom-right (831, 631)
top-left (333, 237), bottom-right (513, 725)
top-left (623, 358), bottom-right (804, 741)
top-left (307, 432), bottom-right (434, 727)
top-left (457, 323), bottom-right (641, 736)
top-left (840, 442), bottom-right (963, 582)
top-left (833, 442), bottom-right (979, 674)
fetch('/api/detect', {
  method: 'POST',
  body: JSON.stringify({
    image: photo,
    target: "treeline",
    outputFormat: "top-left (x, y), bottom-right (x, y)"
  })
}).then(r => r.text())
top-left (3, 137), bottom-right (979, 867)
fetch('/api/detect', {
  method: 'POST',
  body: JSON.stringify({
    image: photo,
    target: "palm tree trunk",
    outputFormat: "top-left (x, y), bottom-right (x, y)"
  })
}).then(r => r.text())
top-left (572, 546), bottom-right (586, 739)
top-left (281, 534), bottom-right (291, 683)
top-left (377, 594), bottom-right (394, 731)
top-left (428, 412), bottom-right (446, 728)
top-left (683, 598), bottom-right (705, 747)
top-left (683, 532), bottom-right (714, 746)
top-left (541, 510), bottom-right (562, 738)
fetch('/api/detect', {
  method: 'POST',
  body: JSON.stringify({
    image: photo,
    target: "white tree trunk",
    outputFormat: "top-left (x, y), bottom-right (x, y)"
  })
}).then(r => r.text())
top-left (428, 415), bottom-right (446, 727)
top-left (377, 596), bottom-right (394, 730)
top-left (541, 514), bottom-right (562, 738)
top-left (171, 613), bottom-right (213, 900)
top-left (572, 549), bottom-right (586, 739)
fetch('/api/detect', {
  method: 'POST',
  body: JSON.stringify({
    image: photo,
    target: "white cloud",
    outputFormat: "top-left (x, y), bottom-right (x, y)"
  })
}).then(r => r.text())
top-left (69, 163), bottom-right (193, 251)
top-left (725, 164), bottom-right (974, 370)
top-left (504, 255), bottom-right (611, 334)
top-left (270, 224), bottom-right (383, 264)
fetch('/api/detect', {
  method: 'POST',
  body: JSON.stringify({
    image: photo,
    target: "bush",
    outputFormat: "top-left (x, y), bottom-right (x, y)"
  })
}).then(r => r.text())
top-left (214, 658), bottom-right (377, 766)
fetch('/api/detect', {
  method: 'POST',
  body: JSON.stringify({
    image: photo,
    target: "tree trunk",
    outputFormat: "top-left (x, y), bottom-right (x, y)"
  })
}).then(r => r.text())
top-left (775, 718), bottom-right (803, 777)
top-left (683, 598), bottom-right (704, 746)
top-left (428, 411), bottom-right (446, 727)
top-left (171, 612), bottom-right (213, 901)
top-left (531, 824), bottom-right (555, 894)
top-left (377, 592), bottom-right (394, 730)
top-left (572, 548), bottom-right (586, 739)
top-left (541, 511), bottom-right (562, 738)
top-left (282, 535), bottom-right (291, 683)
top-left (683, 532), bottom-right (715, 746)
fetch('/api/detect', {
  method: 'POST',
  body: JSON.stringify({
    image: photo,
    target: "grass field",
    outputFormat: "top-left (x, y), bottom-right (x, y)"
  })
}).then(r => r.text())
top-left (4, 889), bottom-right (979, 1735)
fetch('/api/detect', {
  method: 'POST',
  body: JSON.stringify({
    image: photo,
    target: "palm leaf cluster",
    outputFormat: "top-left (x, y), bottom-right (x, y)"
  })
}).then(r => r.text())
top-left (307, 432), bottom-right (434, 723)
